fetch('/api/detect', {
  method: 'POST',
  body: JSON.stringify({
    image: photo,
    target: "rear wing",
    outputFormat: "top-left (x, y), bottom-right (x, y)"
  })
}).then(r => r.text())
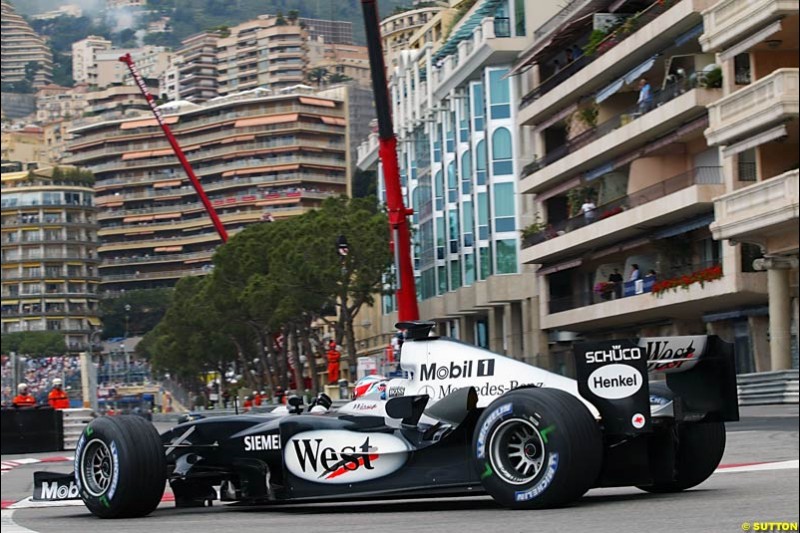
top-left (574, 335), bottom-right (739, 436)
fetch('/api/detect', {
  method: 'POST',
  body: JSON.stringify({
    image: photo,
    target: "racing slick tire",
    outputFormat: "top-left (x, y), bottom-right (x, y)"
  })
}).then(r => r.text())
top-left (637, 421), bottom-right (726, 493)
top-left (74, 415), bottom-right (166, 518)
top-left (472, 388), bottom-right (602, 509)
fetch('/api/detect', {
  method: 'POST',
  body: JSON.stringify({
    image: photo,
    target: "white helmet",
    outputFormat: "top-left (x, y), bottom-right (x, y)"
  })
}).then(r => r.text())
top-left (17, 383), bottom-right (28, 392)
top-left (53, 378), bottom-right (63, 386)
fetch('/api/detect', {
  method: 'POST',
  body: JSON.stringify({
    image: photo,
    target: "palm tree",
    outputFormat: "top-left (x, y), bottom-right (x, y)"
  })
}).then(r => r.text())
top-left (307, 67), bottom-right (329, 87)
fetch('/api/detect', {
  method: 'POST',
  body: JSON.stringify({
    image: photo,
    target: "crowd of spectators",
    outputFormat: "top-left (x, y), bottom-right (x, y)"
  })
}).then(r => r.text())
top-left (1, 354), bottom-right (153, 407)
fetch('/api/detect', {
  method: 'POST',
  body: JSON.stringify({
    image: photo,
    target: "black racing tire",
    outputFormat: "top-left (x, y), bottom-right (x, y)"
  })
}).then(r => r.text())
top-left (74, 415), bottom-right (166, 518)
top-left (472, 388), bottom-right (603, 509)
top-left (638, 421), bottom-right (726, 493)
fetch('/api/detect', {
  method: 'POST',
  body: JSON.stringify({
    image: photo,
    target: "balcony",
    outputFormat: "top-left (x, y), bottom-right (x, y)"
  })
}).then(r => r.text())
top-left (705, 68), bottom-right (799, 147)
top-left (542, 267), bottom-right (767, 331)
top-left (710, 168), bottom-right (799, 252)
top-left (356, 132), bottom-right (379, 171)
top-left (519, 0), bottom-right (712, 127)
top-left (521, 87), bottom-right (720, 194)
top-left (700, 0), bottom-right (798, 52)
top-left (522, 167), bottom-right (725, 265)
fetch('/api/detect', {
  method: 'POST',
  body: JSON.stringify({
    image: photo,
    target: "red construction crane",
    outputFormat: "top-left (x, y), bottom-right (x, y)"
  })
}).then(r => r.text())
top-left (360, 0), bottom-right (420, 322)
top-left (118, 53), bottom-right (228, 243)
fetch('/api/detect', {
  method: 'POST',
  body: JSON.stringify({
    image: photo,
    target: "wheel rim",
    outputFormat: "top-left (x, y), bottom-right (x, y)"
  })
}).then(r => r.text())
top-left (80, 439), bottom-right (114, 497)
top-left (488, 418), bottom-right (546, 485)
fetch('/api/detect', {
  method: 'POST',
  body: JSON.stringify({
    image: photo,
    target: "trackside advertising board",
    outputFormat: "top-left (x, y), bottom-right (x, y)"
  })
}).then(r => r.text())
top-left (574, 340), bottom-right (651, 435)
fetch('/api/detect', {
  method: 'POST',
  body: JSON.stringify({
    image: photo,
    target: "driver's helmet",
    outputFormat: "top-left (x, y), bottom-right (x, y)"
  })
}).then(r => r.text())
top-left (353, 374), bottom-right (387, 400)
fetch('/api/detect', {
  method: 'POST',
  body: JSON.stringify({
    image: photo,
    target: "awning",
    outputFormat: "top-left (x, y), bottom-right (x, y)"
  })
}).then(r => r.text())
top-left (44, 299), bottom-right (64, 303)
top-left (222, 164), bottom-right (299, 177)
top-left (154, 246), bottom-right (183, 252)
top-left (153, 180), bottom-right (183, 188)
top-left (120, 116), bottom-right (178, 130)
top-left (722, 124), bottom-right (788, 158)
top-left (533, 102), bottom-right (579, 134)
top-left (299, 96), bottom-right (336, 108)
top-left (320, 116), bottom-right (347, 126)
top-left (509, 11), bottom-right (596, 75)
top-left (674, 23), bottom-right (704, 47)
top-left (595, 78), bottom-right (625, 104)
top-left (651, 213), bottom-right (715, 239)
top-left (68, 298), bottom-right (87, 303)
top-left (537, 258), bottom-right (582, 276)
top-left (585, 162), bottom-right (614, 182)
top-left (234, 114), bottom-right (298, 128)
top-left (3, 299), bottom-right (19, 304)
top-left (221, 134), bottom-right (255, 144)
top-left (623, 55), bottom-right (657, 85)
top-left (122, 150), bottom-right (152, 160)
top-left (154, 213), bottom-right (181, 220)
top-left (87, 317), bottom-right (102, 326)
top-left (719, 21), bottom-right (782, 62)
top-left (21, 299), bottom-right (40, 304)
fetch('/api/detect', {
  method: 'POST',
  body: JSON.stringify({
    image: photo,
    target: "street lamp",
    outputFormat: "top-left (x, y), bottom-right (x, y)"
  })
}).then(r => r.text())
top-left (124, 304), bottom-right (131, 383)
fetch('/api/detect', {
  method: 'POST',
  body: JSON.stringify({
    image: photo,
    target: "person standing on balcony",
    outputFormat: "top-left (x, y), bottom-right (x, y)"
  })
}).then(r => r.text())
top-left (581, 198), bottom-right (597, 224)
top-left (608, 268), bottom-right (624, 298)
top-left (637, 78), bottom-right (653, 114)
top-left (629, 264), bottom-right (641, 282)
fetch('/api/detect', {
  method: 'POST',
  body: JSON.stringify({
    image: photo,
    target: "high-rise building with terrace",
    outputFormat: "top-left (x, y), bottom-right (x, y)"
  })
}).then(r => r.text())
top-left (511, 0), bottom-right (793, 373)
top-left (701, 0), bottom-right (799, 370)
top-left (1, 163), bottom-right (101, 351)
top-left (65, 92), bottom-right (350, 293)
top-left (1, 1), bottom-right (54, 88)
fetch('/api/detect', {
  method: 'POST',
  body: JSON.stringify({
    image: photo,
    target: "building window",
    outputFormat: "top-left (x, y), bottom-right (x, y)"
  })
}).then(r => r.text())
top-left (434, 170), bottom-right (444, 210)
top-left (447, 161), bottom-right (457, 203)
top-left (479, 246), bottom-right (492, 279)
top-left (472, 82), bottom-right (484, 131)
top-left (491, 127), bottom-right (513, 175)
top-left (461, 150), bottom-right (472, 194)
top-left (495, 239), bottom-right (517, 274)
top-left (477, 192), bottom-right (489, 240)
top-left (476, 140), bottom-right (487, 185)
top-left (464, 253), bottom-right (475, 285)
top-left (488, 69), bottom-right (510, 119)
top-left (737, 149), bottom-right (757, 181)
top-left (462, 200), bottom-right (474, 247)
top-left (448, 208), bottom-right (460, 254)
top-left (734, 53), bottom-right (751, 86)
top-left (436, 216), bottom-right (445, 260)
top-left (437, 265), bottom-right (447, 295)
top-left (493, 183), bottom-right (515, 232)
top-left (450, 259), bottom-right (462, 290)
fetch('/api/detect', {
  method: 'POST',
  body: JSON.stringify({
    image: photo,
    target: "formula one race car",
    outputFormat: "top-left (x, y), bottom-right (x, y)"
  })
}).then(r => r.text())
top-left (34, 321), bottom-right (738, 518)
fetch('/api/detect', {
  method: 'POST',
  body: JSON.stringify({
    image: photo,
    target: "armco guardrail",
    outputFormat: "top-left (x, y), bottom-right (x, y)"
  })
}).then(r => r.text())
top-left (62, 408), bottom-right (95, 450)
top-left (737, 370), bottom-right (799, 406)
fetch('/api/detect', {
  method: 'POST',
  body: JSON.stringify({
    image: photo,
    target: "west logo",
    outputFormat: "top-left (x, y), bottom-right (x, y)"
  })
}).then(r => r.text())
top-left (292, 437), bottom-right (378, 480)
top-left (420, 358), bottom-right (495, 381)
top-left (41, 481), bottom-right (79, 500)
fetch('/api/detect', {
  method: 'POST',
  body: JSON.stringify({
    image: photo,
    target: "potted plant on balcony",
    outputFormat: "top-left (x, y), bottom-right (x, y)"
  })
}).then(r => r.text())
top-left (521, 218), bottom-right (548, 246)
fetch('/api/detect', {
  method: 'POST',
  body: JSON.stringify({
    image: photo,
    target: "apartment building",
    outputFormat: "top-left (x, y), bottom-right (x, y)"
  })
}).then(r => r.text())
top-left (216, 16), bottom-right (308, 97)
top-left (1, 126), bottom-right (49, 165)
top-left (72, 36), bottom-right (113, 85)
top-left (380, 1), bottom-right (447, 67)
top-left (701, 0), bottom-right (799, 370)
top-left (510, 0), bottom-right (793, 373)
top-left (1, 1), bottom-right (53, 87)
top-left (307, 41), bottom-right (372, 88)
top-left (0, 163), bottom-right (101, 351)
top-left (357, 0), bottom-right (563, 367)
top-left (298, 18), bottom-right (354, 45)
top-left (66, 92), bottom-right (350, 292)
top-left (36, 84), bottom-right (89, 123)
top-left (174, 33), bottom-right (220, 103)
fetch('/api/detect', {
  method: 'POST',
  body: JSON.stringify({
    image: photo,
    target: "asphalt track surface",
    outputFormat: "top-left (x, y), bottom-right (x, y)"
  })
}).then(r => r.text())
top-left (2, 405), bottom-right (797, 533)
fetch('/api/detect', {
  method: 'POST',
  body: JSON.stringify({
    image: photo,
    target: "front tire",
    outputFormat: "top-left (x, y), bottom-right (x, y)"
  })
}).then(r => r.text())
top-left (472, 388), bottom-right (602, 509)
top-left (638, 421), bottom-right (726, 493)
top-left (75, 415), bottom-right (166, 518)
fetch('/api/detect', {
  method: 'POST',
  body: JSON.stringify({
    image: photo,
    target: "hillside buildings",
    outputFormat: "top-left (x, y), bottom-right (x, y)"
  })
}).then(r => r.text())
top-left (1, 1), bottom-right (53, 88)
top-left (66, 91), bottom-right (350, 293)
top-left (0, 163), bottom-right (101, 351)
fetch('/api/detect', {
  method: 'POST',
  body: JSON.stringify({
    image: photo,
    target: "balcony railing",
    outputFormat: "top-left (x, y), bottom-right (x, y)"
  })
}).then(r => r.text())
top-left (524, 77), bottom-right (705, 176)
top-left (524, 166), bottom-right (722, 248)
top-left (548, 261), bottom-right (722, 314)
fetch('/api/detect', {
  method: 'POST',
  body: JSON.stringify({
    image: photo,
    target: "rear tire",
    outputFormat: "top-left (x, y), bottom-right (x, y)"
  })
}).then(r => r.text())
top-left (472, 388), bottom-right (602, 509)
top-left (638, 421), bottom-right (726, 493)
top-left (75, 415), bottom-right (166, 518)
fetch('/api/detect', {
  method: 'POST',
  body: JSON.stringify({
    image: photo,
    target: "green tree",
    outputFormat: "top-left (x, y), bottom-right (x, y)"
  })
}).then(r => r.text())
top-left (328, 72), bottom-right (352, 84)
top-left (307, 66), bottom-right (329, 87)
top-left (99, 288), bottom-right (173, 339)
top-left (287, 9), bottom-right (300, 23)
top-left (1, 331), bottom-right (65, 357)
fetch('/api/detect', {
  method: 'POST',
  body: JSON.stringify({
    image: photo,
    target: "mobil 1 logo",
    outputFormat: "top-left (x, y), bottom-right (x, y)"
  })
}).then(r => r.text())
top-left (574, 339), bottom-right (650, 435)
